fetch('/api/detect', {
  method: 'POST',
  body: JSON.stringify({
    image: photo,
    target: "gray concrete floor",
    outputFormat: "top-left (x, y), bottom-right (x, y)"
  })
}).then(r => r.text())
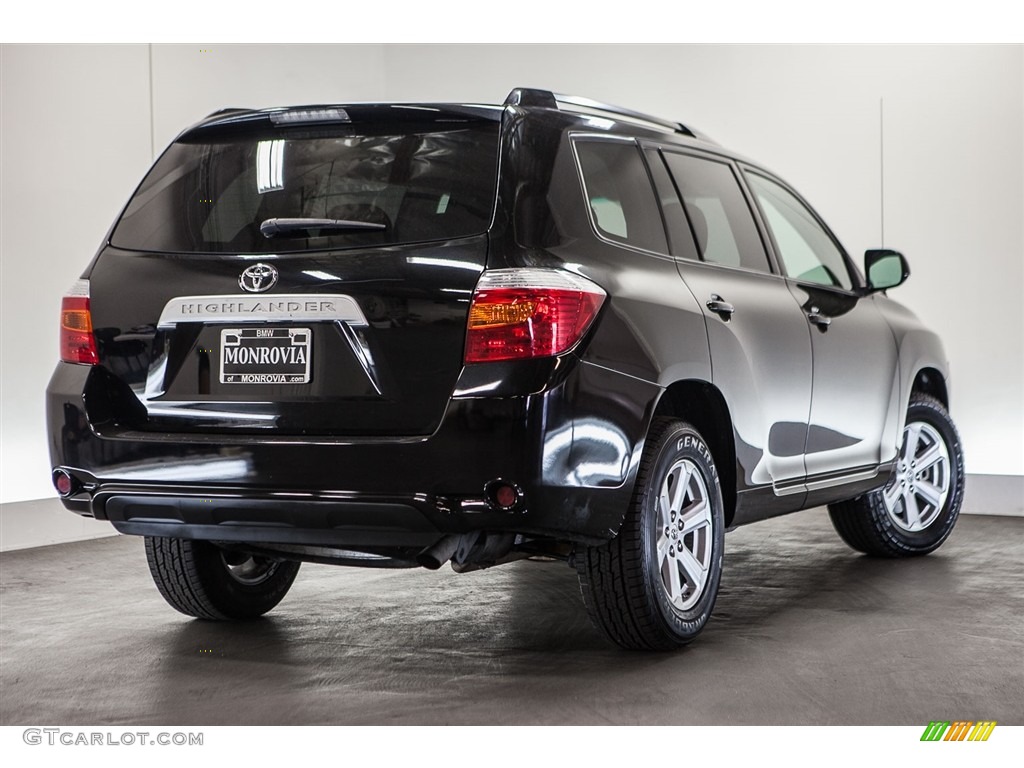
top-left (1, 510), bottom-right (1021, 725)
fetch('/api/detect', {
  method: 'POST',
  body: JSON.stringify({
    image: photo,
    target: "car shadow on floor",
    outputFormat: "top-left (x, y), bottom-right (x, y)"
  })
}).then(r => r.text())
top-left (146, 541), bottom-right (955, 706)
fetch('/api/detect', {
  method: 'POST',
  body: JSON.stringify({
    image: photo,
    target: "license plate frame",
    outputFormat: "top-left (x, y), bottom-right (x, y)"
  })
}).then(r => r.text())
top-left (220, 327), bottom-right (312, 385)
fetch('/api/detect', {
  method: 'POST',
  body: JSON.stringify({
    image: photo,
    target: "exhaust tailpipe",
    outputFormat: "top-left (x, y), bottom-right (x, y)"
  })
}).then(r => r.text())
top-left (416, 535), bottom-right (462, 570)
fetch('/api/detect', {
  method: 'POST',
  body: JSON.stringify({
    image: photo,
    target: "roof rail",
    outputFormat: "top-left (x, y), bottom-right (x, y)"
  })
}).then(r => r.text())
top-left (554, 93), bottom-right (695, 137)
top-left (504, 88), bottom-right (558, 109)
top-left (503, 87), bottom-right (706, 141)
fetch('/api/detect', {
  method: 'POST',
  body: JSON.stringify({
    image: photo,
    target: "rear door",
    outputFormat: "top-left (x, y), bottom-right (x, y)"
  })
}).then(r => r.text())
top-left (88, 109), bottom-right (500, 436)
top-left (650, 148), bottom-right (813, 496)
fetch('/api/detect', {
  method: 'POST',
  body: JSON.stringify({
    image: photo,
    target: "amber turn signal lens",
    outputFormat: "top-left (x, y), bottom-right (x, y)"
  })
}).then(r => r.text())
top-left (61, 309), bottom-right (93, 332)
top-left (60, 286), bottom-right (99, 365)
top-left (468, 300), bottom-right (537, 329)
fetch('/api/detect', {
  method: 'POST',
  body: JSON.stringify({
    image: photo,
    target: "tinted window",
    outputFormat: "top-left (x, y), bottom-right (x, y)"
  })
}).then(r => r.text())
top-left (111, 125), bottom-right (499, 253)
top-left (746, 173), bottom-right (853, 290)
top-left (663, 153), bottom-right (771, 273)
top-left (644, 150), bottom-right (700, 261)
top-left (575, 141), bottom-right (668, 254)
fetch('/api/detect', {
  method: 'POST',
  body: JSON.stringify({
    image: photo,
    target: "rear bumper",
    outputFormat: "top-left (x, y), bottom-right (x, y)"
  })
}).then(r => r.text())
top-left (46, 360), bottom-right (659, 547)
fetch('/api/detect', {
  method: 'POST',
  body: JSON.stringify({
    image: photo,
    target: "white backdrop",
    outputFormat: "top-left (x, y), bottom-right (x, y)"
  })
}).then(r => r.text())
top-left (2, 44), bottom-right (1022, 506)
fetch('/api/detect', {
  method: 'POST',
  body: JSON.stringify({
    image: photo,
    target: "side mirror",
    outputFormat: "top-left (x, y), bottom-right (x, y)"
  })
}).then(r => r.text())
top-left (864, 249), bottom-right (910, 293)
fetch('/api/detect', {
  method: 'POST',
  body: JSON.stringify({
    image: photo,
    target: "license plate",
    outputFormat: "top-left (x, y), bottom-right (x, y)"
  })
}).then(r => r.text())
top-left (220, 328), bottom-right (312, 384)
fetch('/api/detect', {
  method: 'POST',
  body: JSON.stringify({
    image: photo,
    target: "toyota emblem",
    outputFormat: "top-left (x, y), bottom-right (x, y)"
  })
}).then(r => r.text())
top-left (239, 263), bottom-right (279, 293)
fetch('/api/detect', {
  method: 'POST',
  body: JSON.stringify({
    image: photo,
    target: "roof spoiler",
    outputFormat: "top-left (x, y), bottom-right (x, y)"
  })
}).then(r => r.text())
top-left (503, 87), bottom-right (712, 142)
top-left (204, 107), bottom-right (251, 118)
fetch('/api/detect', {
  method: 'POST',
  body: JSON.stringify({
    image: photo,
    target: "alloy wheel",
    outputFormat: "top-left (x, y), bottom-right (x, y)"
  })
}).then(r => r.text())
top-left (656, 458), bottom-right (714, 610)
top-left (882, 420), bottom-right (951, 532)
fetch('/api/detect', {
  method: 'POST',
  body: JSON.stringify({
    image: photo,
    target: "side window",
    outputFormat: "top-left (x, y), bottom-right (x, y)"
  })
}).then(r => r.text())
top-left (746, 172), bottom-right (853, 290)
top-left (575, 140), bottom-right (668, 254)
top-left (644, 149), bottom-right (700, 262)
top-left (662, 152), bottom-right (771, 273)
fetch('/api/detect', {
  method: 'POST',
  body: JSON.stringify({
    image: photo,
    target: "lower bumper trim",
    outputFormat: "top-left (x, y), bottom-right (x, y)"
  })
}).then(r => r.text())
top-left (111, 520), bottom-right (441, 549)
top-left (102, 491), bottom-right (443, 548)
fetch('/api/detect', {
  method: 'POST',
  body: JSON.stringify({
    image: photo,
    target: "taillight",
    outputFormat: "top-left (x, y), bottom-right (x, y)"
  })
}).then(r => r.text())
top-left (60, 279), bottom-right (99, 365)
top-left (465, 269), bottom-right (606, 363)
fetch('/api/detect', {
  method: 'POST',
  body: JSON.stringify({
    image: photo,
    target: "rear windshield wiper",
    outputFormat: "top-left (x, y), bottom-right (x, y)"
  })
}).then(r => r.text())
top-left (260, 218), bottom-right (387, 238)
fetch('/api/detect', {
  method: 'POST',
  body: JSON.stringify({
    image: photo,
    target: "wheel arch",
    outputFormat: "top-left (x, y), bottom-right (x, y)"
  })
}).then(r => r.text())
top-left (874, 297), bottom-right (952, 460)
top-left (888, 353), bottom-right (950, 460)
top-left (911, 367), bottom-right (948, 408)
top-left (653, 380), bottom-right (738, 527)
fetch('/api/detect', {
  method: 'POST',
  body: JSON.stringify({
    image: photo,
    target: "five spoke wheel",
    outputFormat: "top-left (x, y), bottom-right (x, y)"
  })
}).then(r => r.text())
top-left (576, 418), bottom-right (724, 650)
top-left (881, 420), bottom-right (951, 532)
top-left (828, 394), bottom-right (964, 558)
top-left (656, 459), bottom-right (713, 610)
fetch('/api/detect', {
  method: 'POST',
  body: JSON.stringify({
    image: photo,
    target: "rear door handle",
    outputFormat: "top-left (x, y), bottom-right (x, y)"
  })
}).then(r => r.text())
top-left (806, 306), bottom-right (832, 331)
top-left (706, 294), bottom-right (735, 320)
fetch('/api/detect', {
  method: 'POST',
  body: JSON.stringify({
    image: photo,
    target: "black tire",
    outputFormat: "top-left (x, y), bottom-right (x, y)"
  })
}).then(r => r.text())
top-left (828, 393), bottom-right (965, 557)
top-left (144, 537), bottom-right (301, 620)
top-left (576, 418), bottom-right (725, 651)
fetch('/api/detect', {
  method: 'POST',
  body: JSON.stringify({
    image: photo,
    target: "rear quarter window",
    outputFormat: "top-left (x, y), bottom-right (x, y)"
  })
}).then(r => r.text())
top-left (574, 139), bottom-right (668, 254)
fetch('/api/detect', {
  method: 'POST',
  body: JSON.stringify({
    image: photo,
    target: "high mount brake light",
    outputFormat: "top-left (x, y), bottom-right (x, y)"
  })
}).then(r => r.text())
top-left (465, 269), bottom-right (606, 363)
top-left (60, 280), bottom-right (98, 365)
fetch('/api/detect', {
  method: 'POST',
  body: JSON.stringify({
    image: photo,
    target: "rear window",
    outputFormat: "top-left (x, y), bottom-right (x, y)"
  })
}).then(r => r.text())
top-left (111, 124), bottom-right (499, 253)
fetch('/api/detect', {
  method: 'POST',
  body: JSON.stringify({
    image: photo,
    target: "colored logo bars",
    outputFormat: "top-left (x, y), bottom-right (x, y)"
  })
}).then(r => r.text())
top-left (920, 721), bottom-right (997, 742)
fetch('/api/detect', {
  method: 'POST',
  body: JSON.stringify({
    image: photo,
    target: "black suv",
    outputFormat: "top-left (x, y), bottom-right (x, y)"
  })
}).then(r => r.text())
top-left (47, 88), bottom-right (965, 650)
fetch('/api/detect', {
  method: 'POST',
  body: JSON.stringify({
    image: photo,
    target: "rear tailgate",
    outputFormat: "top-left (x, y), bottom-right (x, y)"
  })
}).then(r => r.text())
top-left (86, 107), bottom-right (499, 436)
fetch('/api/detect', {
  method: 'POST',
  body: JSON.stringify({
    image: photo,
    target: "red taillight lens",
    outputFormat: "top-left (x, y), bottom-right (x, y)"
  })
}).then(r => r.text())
top-left (60, 281), bottom-right (98, 365)
top-left (465, 269), bottom-right (606, 363)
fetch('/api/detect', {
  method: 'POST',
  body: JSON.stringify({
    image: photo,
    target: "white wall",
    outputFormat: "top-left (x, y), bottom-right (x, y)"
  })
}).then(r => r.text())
top-left (1, 44), bottom-right (153, 503)
top-left (150, 44), bottom-right (388, 151)
top-left (0, 43), bottom-right (387, 503)
top-left (2, 44), bottom-right (1022, 509)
